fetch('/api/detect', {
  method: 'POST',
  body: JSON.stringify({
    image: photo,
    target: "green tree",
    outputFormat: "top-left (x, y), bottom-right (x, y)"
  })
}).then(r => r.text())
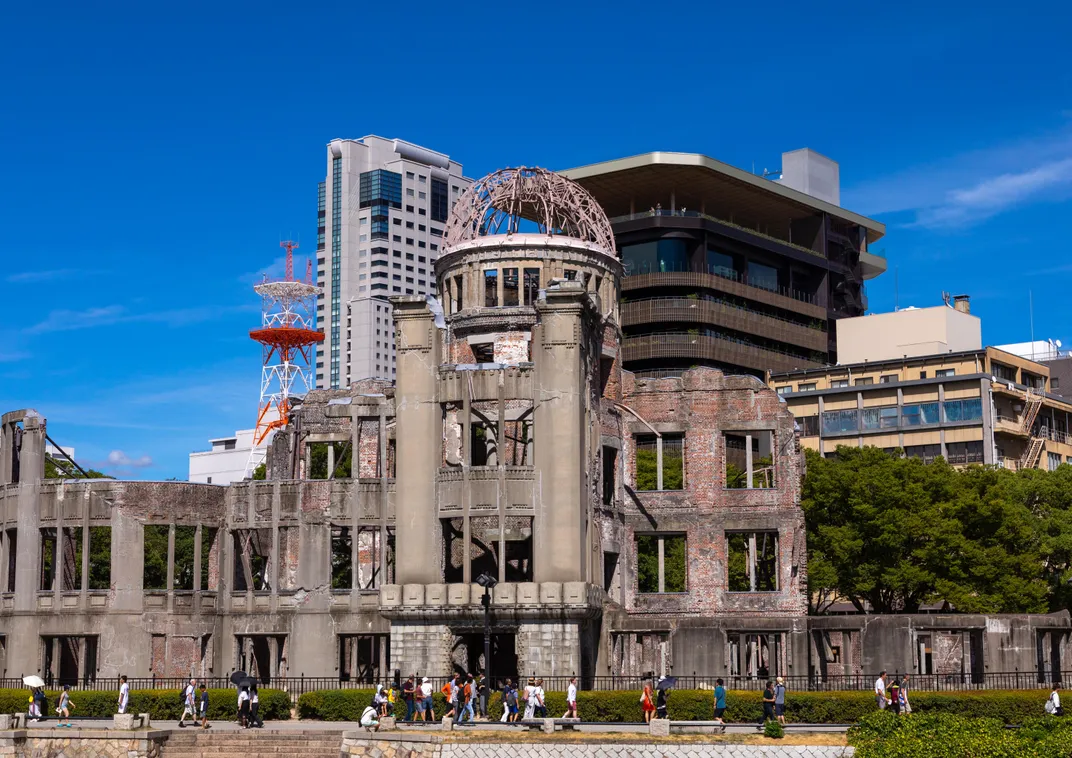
top-left (803, 447), bottom-right (1072, 614)
top-left (44, 458), bottom-right (109, 479)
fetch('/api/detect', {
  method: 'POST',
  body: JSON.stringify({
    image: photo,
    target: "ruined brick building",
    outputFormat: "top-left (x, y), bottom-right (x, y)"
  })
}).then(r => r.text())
top-left (1, 167), bottom-right (1068, 688)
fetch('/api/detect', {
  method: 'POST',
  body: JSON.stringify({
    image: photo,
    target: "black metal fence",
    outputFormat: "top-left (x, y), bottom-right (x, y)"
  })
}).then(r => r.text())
top-left (3, 671), bottom-right (1065, 696)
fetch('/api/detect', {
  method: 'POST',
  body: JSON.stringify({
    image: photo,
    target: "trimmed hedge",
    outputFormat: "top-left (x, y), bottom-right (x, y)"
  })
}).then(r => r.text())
top-left (2, 688), bottom-right (291, 721)
top-left (296, 688), bottom-right (1060, 725)
top-left (850, 711), bottom-right (1072, 758)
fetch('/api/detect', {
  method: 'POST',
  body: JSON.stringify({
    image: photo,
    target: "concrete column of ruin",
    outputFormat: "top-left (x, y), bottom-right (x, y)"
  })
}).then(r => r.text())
top-left (392, 297), bottom-right (442, 585)
top-left (532, 285), bottom-right (590, 583)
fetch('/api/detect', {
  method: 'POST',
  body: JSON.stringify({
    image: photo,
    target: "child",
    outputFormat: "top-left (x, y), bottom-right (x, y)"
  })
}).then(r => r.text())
top-left (57, 685), bottom-right (74, 727)
top-left (199, 684), bottom-right (210, 729)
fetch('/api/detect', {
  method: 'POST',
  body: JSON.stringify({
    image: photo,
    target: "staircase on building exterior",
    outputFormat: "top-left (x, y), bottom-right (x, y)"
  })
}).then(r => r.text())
top-left (160, 730), bottom-right (342, 758)
top-left (1017, 390), bottom-right (1047, 470)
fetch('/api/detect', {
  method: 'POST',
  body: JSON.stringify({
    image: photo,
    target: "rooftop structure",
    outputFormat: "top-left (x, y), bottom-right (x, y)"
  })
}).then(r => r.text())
top-left (562, 151), bottom-right (886, 379)
top-left (835, 298), bottom-right (981, 365)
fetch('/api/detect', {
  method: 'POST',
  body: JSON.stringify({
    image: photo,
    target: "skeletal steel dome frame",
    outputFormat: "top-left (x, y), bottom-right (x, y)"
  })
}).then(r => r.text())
top-left (443, 167), bottom-right (617, 254)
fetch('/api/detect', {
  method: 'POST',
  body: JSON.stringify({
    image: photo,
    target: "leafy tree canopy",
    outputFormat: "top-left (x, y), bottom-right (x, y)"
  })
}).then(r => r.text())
top-left (803, 447), bottom-right (1072, 615)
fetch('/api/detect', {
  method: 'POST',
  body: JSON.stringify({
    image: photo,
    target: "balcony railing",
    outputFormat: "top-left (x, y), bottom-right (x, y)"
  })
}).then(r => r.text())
top-left (623, 332), bottom-right (822, 374)
top-left (622, 260), bottom-right (818, 306)
top-left (609, 209), bottom-right (826, 260)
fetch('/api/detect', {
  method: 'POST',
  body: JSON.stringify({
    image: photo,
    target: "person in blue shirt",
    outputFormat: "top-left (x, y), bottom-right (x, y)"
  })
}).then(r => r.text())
top-left (199, 684), bottom-right (210, 729)
top-left (713, 678), bottom-right (727, 731)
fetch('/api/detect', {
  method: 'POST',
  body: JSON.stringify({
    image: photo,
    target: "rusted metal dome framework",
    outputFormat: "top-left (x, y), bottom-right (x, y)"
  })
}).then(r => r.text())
top-left (444, 167), bottom-right (617, 255)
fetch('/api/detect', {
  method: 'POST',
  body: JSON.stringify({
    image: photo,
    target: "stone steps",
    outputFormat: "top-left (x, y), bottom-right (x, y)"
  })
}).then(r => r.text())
top-left (159, 731), bottom-right (342, 757)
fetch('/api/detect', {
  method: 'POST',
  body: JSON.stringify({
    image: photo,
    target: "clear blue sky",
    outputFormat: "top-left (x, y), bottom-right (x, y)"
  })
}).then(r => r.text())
top-left (2, 1), bottom-right (1070, 479)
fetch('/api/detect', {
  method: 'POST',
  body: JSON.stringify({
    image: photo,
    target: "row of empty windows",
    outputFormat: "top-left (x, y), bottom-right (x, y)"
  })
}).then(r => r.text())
top-left (637, 531), bottom-right (778, 594)
top-left (635, 431), bottom-right (776, 491)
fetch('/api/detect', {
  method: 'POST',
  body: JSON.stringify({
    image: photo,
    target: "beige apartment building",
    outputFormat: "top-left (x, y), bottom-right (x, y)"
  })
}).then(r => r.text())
top-left (769, 302), bottom-right (1072, 470)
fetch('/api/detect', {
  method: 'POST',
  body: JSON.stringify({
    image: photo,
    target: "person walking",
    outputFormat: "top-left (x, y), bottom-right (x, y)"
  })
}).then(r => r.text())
top-left (456, 675), bottom-right (474, 724)
top-left (198, 684), bottom-right (210, 729)
top-left (178, 678), bottom-right (197, 728)
top-left (533, 678), bottom-right (547, 718)
top-left (476, 672), bottom-right (488, 720)
top-left (249, 685), bottom-right (262, 728)
top-left (28, 687), bottom-right (41, 723)
top-left (873, 671), bottom-right (888, 710)
top-left (655, 684), bottom-right (669, 720)
top-left (402, 676), bottom-right (416, 722)
top-left (760, 681), bottom-right (775, 727)
top-left (117, 675), bottom-right (130, 715)
top-left (443, 676), bottom-right (458, 721)
top-left (1047, 684), bottom-right (1064, 716)
top-left (32, 688), bottom-right (46, 723)
top-left (503, 680), bottom-right (519, 723)
top-left (522, 677), bottom-right (536, 721)
top-left (640, 679), bottom-right (655, 724)
top-left (419, 677), bottom-right (435, 721)
top-left (774, 677), bottom-right (787, 725)
top-left (888, 675), bottom-right (902, 716)
top-left (899, 675), bottom-right (912, 714)
top-left (237, 685), bottom-right (251, 728)
top-left (57, 685), bottom-right (74, 728)
top-left (713, 678), bottom-right (727, 732)
top-left (562, 677), bottom-right (578, 719)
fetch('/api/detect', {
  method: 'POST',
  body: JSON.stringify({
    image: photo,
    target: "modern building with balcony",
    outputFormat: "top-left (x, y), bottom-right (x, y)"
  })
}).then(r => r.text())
top-left (563, 149), bottom-right (886, 378)
top-left (769, 301), bottom-right (1072, 471)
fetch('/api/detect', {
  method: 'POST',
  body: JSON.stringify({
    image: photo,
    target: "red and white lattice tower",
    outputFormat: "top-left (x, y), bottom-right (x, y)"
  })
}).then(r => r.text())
top-left (246, 241), bottom-right (324, 475)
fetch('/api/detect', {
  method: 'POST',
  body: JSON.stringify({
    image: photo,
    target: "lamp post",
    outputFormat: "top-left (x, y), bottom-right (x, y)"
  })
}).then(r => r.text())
top-left (476, 573), bottom-right (498, 695)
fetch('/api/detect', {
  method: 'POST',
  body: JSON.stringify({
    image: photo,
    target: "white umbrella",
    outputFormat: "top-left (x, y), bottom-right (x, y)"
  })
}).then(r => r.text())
top-left (22, 675), bottom-right (45, 688)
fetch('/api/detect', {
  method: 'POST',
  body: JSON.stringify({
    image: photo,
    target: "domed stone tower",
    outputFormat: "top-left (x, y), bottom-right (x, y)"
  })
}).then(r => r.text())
top-left (384, 167), bottom-right (626, 679)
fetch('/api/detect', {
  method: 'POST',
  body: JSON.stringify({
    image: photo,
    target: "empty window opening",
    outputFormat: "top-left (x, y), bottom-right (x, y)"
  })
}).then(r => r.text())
top-left (43, 635), bottom-right (98, 687)
top-left (233, 529), bottom-right (271, 592)
top-left (917, 634), bottom-right (934, 675)
top-left (603, 551), bottom-right (620, 594)
top-left (236, 634), bottom-right (287, 684)
top-left (484, 270), bottom-right (498, 307)
top-left (201, 527), bottom-right (220, 591)
top-left (523, 268), bottom-right (540, 304)
top-left (471, 342), bottom-right (494, 363)
top-left (636, 534), bottom-right (686, 593)
top-left (356, 526), bottom-right (394, 589)
top-left (728, 632), bottom-right (781, 679)
top-left (725, 431), bottom-right (775, 489)
top-left (634, 433), bottom-right (684, 491)
top-left (470, 516), bottom-right (499, 580)
top-left (451, 633), bottom-right (518, 681)
top-left (442, 518), bottom-right (465, 584)
top-left (143, 525), bottom-right (170, 590)
top-left (502, 267), bottom-right (519, 306)
top-left (600, 355), bottom-right (614, 396)
top-left (40, 527), bottom-right (83, 591)
top-left (339, 634), bottom-right (390, 684)
top-left (602, 446), bottom-right (618, 505)
top-left (453, 275), bottom-right (463, 312)
top-left (504, 516), bottom-right (533, 582)
top-left (727, 531), bottom-right (778, 592)
top-left (4, 528), bottom-right (16, 592)
top-left (88, 527), bottom-right (111, 590)
top-left (309, 441), bottom-right (351, 479)
top-left (503, 404), bottom-right (534, 466)
top-left (331, 525), bottom-right (352, 590)
top-left (173, 526), bottom-right (196, 590)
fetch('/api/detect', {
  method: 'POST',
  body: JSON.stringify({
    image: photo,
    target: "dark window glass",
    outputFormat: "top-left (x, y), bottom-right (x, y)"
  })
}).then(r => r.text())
top-left (621, 240), bottom-right (689, 275)
top-left (747, 260), bottom-right (780, 291)
top-left (431, 178), bottom-right (449, 223)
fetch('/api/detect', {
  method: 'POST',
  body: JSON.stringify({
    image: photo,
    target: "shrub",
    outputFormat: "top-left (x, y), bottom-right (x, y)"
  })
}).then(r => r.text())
top-left (763, 719), bottom-right (784, 738)
top-left (848, 711), bottom-right (1072, 758)
top-left (0, 688), bottom-right (290, 721)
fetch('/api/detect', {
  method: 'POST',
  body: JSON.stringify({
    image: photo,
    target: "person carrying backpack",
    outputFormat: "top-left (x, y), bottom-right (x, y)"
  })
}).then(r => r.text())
top-left (1047, 684), bottom-right (1064, 716)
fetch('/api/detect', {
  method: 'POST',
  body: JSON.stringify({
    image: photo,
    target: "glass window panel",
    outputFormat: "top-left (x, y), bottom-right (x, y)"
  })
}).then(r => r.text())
top-left (747, 261), bottom-right (780, 291)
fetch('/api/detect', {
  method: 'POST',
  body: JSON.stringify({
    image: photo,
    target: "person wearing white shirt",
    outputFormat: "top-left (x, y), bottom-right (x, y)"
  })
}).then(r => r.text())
top-left (562, 677), bottom-right (578, 719)
top-left (178, 678), bottom-right (197, 727)
top-left (1048, 685), bottom-right (1063, 716)
top-left (874, 672), bottom-right (888, 710)
top-left (237, 686), bottom-right (251, 728)
top-left (419, 677), bottom-right (435, 721)
top-left (117, 676), bottom-right (130, 714)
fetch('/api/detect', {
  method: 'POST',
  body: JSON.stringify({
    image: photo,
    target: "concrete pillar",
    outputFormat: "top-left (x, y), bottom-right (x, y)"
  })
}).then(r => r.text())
top-left (110, 512), bottom-right (144, 612)
top-left (532, 285), bottom-right (590, 582)
top-left (745, 433), bottom-right (754, 489)
top-left (166, 525), bottom-right (175, 609)
top-left (13, 412), bottom-right (45, 611)
top-left (655, 437), bottom-right (663, 491)
top-left (393, 297), bottom-right (442, 585)
top-left (327, 444), bottom-right (336, 479)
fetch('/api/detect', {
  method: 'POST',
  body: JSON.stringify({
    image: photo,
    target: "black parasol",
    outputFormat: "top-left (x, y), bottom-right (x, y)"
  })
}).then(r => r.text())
top-left (229, 671), bottom-right (248, 685)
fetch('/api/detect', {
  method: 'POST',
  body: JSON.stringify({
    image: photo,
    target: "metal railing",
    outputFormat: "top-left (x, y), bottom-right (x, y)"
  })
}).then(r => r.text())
top-left (622, 296), bottom-right (827, 333)
top-left (622, 262), bottom-right (818, 305)
top-left (609, 210), bottom-right (827, 260)
top-left (5, 670), bottom-right (1066, 696)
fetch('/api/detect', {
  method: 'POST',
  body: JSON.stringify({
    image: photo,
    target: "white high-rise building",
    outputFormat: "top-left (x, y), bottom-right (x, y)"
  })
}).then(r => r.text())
top-left (315, 137), bottom-right (471, 388)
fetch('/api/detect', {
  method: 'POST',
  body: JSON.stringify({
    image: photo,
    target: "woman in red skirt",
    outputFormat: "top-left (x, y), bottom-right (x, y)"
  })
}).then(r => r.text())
top-left (641, 680), bottom-right (656, 723)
